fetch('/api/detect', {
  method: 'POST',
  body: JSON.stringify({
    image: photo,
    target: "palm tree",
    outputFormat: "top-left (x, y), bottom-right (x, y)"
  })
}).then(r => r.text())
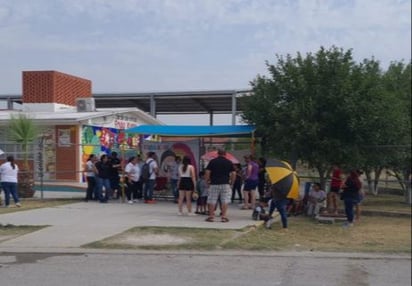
top-left (8, 113), bottom-right (38, 198)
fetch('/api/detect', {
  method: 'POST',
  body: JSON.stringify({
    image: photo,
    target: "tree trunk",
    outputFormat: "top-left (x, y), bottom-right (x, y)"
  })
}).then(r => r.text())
top-left (315, 165), bottom-right (327, 190)
top-left (18, 168), bottom-right (35, 198)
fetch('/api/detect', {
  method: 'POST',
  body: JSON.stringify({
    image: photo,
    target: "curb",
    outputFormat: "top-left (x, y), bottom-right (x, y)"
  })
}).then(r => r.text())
top-left (0, 247), bottom-right (410, 260)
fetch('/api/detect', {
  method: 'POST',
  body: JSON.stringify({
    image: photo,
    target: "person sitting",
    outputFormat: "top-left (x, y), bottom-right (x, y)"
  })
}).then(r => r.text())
top-left (306, 183), bottom-right (326, 217)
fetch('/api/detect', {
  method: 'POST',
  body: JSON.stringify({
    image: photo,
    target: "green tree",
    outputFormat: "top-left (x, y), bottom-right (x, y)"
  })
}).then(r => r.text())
top-left (382, 61), bottom-right (411, 203)
top-left (242, 47), bottom-right (411, 199)
top-left (242, 46), bottom-right (357, 187)
top-left (8, 113), bottom-right (39, 197)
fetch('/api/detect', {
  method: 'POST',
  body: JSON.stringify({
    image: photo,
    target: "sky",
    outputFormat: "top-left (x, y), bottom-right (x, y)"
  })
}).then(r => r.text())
top-left (0, 0), bottom-right (411, 124)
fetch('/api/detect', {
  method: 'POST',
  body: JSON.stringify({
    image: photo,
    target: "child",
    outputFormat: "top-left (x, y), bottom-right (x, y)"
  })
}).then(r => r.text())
top-left (307, 183), bottom-right (326, 217)
top-left (195, 171), bottom-right (209, 215)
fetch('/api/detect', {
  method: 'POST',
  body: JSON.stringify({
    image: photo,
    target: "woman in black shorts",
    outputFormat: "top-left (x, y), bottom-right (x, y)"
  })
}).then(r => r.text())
top-left (177, 156), bottom-right (197, 216)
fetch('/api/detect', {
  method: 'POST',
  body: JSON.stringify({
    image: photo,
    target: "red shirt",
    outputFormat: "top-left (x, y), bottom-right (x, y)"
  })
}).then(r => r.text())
top-left (331, 169), bottom-right (342, 188)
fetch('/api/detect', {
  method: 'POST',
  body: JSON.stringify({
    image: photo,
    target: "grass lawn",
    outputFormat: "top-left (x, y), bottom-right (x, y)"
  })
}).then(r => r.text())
top-left (361, 193), bottom-right (411, 213)
top-left (0, 198), bottom-right (82, 215)
top-left (0, 225), bottom-right (45, 243)
top-left (85, 215), bottom-right (411, 253)
top-left (85, 193), bottom-right (411, 253)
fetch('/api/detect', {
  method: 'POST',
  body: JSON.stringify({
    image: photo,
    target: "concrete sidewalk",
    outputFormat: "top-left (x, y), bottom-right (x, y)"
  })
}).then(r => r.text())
top-left (0, 199), bottom-right (262, 249)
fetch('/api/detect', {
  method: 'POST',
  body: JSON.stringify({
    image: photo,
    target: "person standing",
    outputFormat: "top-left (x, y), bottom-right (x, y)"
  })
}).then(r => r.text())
top-left (83, 154), bottom-right (98, 202)
top-left (124, 156), bottom-right (141, 204)
top-left (143, 151), bottom-right (158, 204)
top-left (177, 156), bottom-right (196, 215)
top-left (355, 170), bottom-right (365, 222)
top-left (242, 155), bottom-right (259, 210)
top-left (0, 155), bottom-right (21, 207)
top-left (204, 149), bottom-right (236, 223)
top-left (327, 164), bottom-right (343, 214)
top-left (341, 170), bottom-right (362, 228)
top-left (257, 157), bottom-right (267, 201)
top-left (109, 151), bottom-right (122, 199)
top-left (231, 163), bottom-right (243, 203)
top-left (95, 154), bottom-right (111, 203)
top-left (170, 156), bottom-right (181, 203)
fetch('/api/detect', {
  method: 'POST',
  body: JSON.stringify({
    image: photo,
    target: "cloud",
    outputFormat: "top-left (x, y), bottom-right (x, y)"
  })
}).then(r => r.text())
top-left (0, 0), bottom-right (410, 94)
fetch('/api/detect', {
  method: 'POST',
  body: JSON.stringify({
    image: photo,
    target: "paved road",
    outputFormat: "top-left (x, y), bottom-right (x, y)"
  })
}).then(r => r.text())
top-left (1, 192), bottom-right (410, 286)
top-left (0, 251), bottom-right (410, 286)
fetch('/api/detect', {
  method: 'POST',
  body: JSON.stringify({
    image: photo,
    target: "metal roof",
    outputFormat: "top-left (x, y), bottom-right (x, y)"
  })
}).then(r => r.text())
top-left (0, 89), bottom-right (252, 115)
top-left (0, 108), bottom-right (163, 125)
top-left (92, 90), bottom-right (251, 115)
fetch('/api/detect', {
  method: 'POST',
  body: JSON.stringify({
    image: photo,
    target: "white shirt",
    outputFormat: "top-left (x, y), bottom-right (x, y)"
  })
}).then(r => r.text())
top-left (125, 162), bottom-right (140, 182)
top-left (146, 159), bottom-right (158, 180)
top-left (179, 164), bottom-right (194, 178)
top-left (0, 161), bottom-right (19, 183)
top-left (85, 160), bottom-right (95, 177)
top-left (309, 190), bottom-right (326, 202)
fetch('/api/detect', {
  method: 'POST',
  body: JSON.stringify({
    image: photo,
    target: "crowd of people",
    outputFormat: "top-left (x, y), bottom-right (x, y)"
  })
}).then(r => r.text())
top-left (1, 150), bottom-right (365, 230)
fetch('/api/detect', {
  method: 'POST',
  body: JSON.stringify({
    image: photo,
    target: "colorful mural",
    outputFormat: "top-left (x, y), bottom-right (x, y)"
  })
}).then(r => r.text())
top-left (81, 125), bottom-right (141, 168)
top-left (141, 140), bottom-right (200, 179)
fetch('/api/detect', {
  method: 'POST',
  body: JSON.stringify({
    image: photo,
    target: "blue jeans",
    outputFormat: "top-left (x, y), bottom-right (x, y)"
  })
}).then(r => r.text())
top-left (1, 182), bottom-right (19, 206)
top-left (344, 198), bottom-right (358, 223)
top-left (95, 177), bottom-right (111, 202)
top-left (268, 198), bottom-right (288, 228)
top-left (144, 179), bottom-right (155, 200)
top-left (170, 179), bottom-right (178, 200)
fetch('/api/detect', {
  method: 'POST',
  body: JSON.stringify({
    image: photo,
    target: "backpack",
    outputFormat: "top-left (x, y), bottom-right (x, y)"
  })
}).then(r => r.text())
top-left (140, 160), bottom-right (153, 182)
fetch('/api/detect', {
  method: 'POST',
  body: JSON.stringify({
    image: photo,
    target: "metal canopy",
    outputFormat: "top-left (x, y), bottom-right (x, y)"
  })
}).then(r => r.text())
top-left (93, 90), bottom-right (251, 115)
top-left (0, 89), bottom-right (252, 120)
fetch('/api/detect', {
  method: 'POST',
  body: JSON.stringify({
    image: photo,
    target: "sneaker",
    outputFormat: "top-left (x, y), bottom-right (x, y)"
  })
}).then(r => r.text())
top-left (133, 199), bottom-right (139, 203)
top-left (265, 217), bottom-right (274, 229)
top-left (177, 212), bottom-right (183, 216)
top-left (147, 199), bottom-right (156, 204)
top-left (187, 212), bottom-right (196, 216)
top-left (128, 200), bottom-right (133, 204)
top-left (16, 202), bottom-right (21, 207)
top-left (342, 222), bottom-right (354, 228)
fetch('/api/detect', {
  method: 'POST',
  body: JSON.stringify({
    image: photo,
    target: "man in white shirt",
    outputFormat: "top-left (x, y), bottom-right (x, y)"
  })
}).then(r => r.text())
top-left (143, 152), bottom-right (159, 204)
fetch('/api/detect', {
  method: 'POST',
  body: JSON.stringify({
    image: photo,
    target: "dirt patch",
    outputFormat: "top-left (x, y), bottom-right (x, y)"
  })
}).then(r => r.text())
top-left (117, 234), bottom-right (193, 246)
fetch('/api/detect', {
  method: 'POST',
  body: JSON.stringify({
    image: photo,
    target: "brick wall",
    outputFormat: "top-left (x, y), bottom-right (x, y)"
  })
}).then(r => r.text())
top-left (22, 71), bottom-right (91, 106)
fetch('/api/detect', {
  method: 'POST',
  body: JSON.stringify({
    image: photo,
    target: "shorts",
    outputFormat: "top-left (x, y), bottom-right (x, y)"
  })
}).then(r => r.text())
top-left (330, 186), bottom-right (340, 193)
top-left (197, 196), bottom-right (207, 206)
top-left (243, 179), bottom-right (258, 191)
top-left (207, 184), bottom-right (231, 205)
top-left (178, 177), bottom-right (194, 191)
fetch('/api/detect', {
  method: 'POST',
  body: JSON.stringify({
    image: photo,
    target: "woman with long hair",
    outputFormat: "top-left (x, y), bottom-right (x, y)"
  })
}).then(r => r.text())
top-left (177, 156), bottom-right (196, 215)
top-left (0, 155), bottom-right (21, 207)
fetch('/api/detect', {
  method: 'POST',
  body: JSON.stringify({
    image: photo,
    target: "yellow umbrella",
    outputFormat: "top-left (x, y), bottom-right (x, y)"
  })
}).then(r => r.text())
top-left (265, 160), bottom-right (300, 199)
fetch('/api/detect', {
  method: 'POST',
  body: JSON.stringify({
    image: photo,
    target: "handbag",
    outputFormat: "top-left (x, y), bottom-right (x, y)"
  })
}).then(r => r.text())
top-left (192, 191), bottom-right (199, 201)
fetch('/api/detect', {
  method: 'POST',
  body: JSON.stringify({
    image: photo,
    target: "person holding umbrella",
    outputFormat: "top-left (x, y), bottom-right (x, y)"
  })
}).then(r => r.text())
top-left (264, 159), bottom-right (300, 230)
top-left (265, 184), bottom-right (289, 230)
